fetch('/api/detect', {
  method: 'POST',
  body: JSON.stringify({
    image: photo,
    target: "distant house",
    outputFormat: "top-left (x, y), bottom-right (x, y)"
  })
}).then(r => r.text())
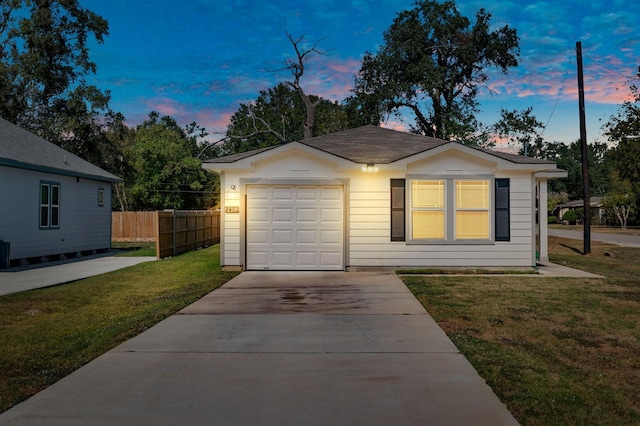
top-left (554, 197), bottom-right (604, 224)
top-left (0, 117), bottom-right (121, 268)
top-left (203, 126), bottom-right (566, 271)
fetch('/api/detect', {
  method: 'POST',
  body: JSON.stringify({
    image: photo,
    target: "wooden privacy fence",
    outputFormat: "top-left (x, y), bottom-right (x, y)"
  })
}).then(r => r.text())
top-left (112, 210), bottom-right (220, 258)
top-left (112, 211), bottom-right (158, 242)
top-left (156, 210), bottom-right (220, 258)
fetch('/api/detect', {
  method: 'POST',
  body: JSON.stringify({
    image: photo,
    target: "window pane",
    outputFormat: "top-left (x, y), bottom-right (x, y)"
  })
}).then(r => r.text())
top-left (51, 186), bottom-right (60, 205)
top-left (40, 206), bottom-right (49, 227)
top-left (456, 211), bottom-right (489, 239)
top-left (412, 211), bottom-right (444, 239)
top-left (98, 189), bottom-right (105, 206)
top-left (412, 180), bottom-right (444, 208)
top-left (456, 180), bottom-right (488, 209)
top-left (51, 207), bottom-right (59, 227)
top-left (41, 184), bottom-right (49, 204)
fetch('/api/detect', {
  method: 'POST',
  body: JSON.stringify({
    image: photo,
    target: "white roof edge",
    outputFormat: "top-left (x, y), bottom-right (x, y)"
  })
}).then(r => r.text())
top-left (536, 169), bottom-right (568, 178)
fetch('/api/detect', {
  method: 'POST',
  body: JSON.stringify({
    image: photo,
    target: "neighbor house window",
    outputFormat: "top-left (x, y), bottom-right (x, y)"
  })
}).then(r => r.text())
top-left (40, 182), bottom-right (60, 229)
top-left (98, 188), bottom-right (105, 206)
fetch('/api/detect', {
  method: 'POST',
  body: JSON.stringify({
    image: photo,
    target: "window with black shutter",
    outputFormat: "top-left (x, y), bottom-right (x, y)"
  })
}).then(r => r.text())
top-left (495, 178), bottom-right (510, 241)
top-left (390, 179), bottom-right (405, 241)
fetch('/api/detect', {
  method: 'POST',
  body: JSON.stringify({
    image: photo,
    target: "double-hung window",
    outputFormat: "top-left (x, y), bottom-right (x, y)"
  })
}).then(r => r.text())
top-left (411, 180), bottom-right (445, 239)
top-left (40, 182), bottom-right (60, 229)
top-left (408, 178), bottom-right (491, 242)
top-left (390, 178), bottom-right (510, 243)
top-left (455, 180), bottom-right (489, 239)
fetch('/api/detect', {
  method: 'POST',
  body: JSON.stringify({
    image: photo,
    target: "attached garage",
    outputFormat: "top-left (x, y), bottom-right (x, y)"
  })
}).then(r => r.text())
top-left (203, 125), bottom-right (567, 270)
top-left (246, 185), bottom-right (344, 270)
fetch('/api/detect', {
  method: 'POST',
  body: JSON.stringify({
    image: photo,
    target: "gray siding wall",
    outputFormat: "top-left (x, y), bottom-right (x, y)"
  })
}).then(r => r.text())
top-left (0, 166), bottom-right (112, 259)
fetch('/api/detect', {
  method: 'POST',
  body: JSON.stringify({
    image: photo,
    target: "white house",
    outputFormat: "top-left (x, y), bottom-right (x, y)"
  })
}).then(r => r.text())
top-left (0, 117), bottom-right (121, 268)
top-left (203, 126), bottom-right (566, 271)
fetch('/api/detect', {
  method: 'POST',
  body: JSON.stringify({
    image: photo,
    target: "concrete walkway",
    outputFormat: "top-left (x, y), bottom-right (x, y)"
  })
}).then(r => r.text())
top-left (0, 272), bottom-right (519, 425)
top-left (0, 254), bottom-right (156, 296)
top-left (549, 228), bottom-right (640, 248)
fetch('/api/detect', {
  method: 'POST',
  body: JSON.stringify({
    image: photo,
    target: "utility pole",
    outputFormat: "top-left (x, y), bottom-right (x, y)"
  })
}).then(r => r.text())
top-left (576, 41), bottom-right (591, 254)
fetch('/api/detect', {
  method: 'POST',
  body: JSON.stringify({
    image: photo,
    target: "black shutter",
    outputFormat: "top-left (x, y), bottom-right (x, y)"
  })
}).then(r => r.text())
top-left (495, 178), bottom-right (510, 241)
top-left (390, 179), bottom-right (405, 241)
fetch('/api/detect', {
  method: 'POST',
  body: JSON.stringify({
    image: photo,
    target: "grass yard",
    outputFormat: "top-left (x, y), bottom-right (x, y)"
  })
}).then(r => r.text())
top-left (0, 245), bottom-right (238, 413)
top-left (402, 237), bottom-right (640, 425)
top-left (111, 241), bottom-right (157, 257)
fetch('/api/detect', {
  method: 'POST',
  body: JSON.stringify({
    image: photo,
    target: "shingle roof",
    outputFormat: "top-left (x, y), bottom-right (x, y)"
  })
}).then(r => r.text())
top-left (0, 117), bottom-right (121, 182)
top-left (205, 125), bottom-right (555, 166)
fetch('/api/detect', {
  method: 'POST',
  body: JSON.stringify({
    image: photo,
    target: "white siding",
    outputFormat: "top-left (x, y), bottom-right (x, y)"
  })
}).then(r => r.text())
top-left (0, 166), bottom-right (112, 259)
top-left (216, 149), bottom-right (538, 269)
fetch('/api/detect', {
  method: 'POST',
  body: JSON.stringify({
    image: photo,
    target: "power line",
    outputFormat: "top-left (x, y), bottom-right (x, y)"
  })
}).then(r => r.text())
top-left (540, 56), bottom-right (573, 138)
top-left (582, 51), bottom-right (640, 81)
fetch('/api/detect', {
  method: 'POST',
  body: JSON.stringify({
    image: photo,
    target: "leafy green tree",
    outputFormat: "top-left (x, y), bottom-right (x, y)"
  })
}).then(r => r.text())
top-left (127, 113), bottom-right (218, 211)
top-left (0, 0), bottom-right (111, 159)
top-left (542, 140), bottom-right (612, 200)
top-left (102, 112), bottom-right (136, 211)
top-left (351, 0), bottom-right (519, 142)
top-left (603, 194), bottom-right (634, 229)
top-left (604, 67), bottom-right (640, 221)
top-left (493, 107), bottom-right (544, 156)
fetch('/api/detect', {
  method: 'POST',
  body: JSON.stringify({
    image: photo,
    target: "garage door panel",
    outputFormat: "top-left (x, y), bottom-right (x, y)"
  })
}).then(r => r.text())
top-left (320, 252), bottom-right (342, 267)
top-left (272, 208), bottom-right (293, 223)
top-left (296, 208), bottom-right (317, 222)
top-left (247, 230), bottom-right (269, 244)
top-left (321, 187), bottom-right (342, 201)
top-left (296, 230), bottom-right (317, 244)
top-left (247, 251), bottom-right (269, 267)
top-left (296, 187), bottom-right (318, 200)
top-left (296, 251), bottom-right (318, 266)
top-left (248, 207), bottom-right (269, 222)
top-left (248, 186), bottom-right (270, 200)
top-left (272, 187), bottom-right (294, 200)
top-left (272, 230), bottom-right (293, 244)
top-left (272, 251), bottom-right (294, 266)
top-left (247, 185), bottom-right (343, 270)
top-left (320, 208), bottom-right (341, 222)
top-left (320, 230), bottom-right (341, 244)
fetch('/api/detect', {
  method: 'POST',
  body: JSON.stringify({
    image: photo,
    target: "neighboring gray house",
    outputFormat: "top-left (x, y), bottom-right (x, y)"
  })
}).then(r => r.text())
top-left (0, 117), bottom-right (121, 267)
top-left (554, 197), bottom-right (604, 225)
top-left (204, 126), bottom-right (566, 271)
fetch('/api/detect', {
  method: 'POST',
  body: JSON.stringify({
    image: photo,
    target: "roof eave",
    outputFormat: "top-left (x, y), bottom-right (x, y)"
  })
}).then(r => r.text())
top-left (0, 158), bottom-right (122, 183)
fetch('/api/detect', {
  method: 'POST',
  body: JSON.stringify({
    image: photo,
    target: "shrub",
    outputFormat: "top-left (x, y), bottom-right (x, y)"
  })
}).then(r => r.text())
top-left (562, 210), bottom-right (578, 225)
top-left (548, 215), bottom-right (558, 224)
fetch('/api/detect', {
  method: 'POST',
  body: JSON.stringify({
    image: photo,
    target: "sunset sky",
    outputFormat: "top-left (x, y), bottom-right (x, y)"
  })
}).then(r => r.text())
top-left (83, 0), bottom-right (639, 146)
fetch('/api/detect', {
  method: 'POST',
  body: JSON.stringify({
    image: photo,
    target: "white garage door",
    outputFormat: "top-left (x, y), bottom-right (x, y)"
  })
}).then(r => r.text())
top-left (246, 185), bottom-right (344, 270)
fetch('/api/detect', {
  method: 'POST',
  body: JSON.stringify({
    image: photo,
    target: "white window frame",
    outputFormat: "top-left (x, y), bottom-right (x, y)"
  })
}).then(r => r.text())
top-left (408, 176), bottom-right (493, 244)
top-left (40, 182), bottom-right (61, 230)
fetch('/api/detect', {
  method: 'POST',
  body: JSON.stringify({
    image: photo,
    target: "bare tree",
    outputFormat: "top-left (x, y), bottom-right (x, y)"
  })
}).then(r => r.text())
top-left (281, 31), bottom-right (328, 139)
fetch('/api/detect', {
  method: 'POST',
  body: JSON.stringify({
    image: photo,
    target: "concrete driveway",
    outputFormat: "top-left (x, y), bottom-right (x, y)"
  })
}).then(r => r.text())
top-left (0, 272), bottom-right (518, 425)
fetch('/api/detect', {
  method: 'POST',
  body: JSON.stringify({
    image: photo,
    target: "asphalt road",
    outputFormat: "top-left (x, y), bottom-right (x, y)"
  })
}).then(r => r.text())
top-left (548, 228), bottom-right (640, 248)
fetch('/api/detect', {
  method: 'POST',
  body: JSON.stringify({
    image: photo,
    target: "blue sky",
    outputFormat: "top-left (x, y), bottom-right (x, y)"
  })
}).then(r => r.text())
top-left (83, 0), bottom-right (639, 145)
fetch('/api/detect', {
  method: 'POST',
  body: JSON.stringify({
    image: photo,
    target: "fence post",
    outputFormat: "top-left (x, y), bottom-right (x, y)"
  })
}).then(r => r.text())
top-left (154, 211), bottom-right (160, 259)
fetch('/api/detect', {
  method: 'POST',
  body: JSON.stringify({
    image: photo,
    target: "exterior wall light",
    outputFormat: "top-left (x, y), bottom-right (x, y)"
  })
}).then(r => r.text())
top-left (227, 184), bottom-right (237, 199)
top-left (361, 163), bottom-right (379, 172)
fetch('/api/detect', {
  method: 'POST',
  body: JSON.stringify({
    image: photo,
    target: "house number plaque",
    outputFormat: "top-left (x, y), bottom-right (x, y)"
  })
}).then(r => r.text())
top-left (224, 206), bottom-right (240, 213)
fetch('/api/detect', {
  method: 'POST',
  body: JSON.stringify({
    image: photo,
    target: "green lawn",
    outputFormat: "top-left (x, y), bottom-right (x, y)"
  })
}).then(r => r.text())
top-left (402, 237), bottom-right (640, 425)
top-left (2, 240), bottom-right (639, 423)
top-left (0, 245), bottom-right (238, 413)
